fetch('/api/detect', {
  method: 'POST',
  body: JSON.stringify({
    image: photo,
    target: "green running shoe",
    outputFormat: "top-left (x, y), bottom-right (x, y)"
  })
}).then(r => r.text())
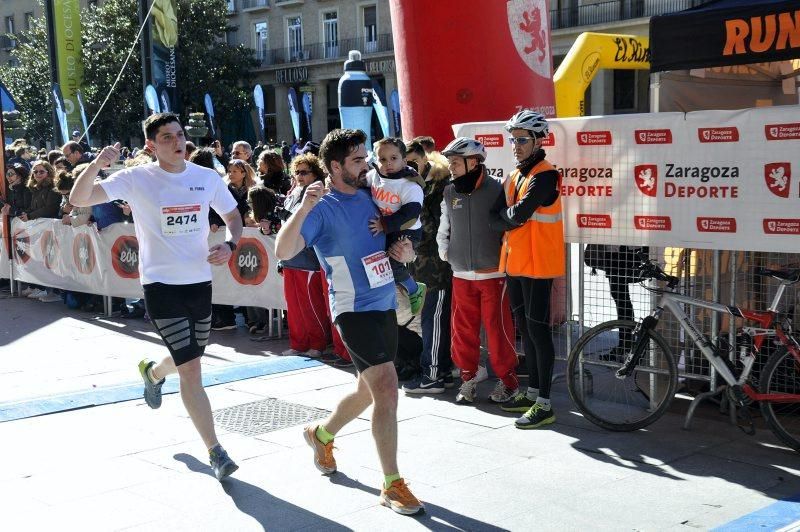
top-left (515, 403), bottom-right (555, 429)
top-left (209, 445), bottom-right (239, 481)
top-left (408, 282), bottom-right (427, 315)
top-left (501, 392), bottom-right (536, 413)
top-left (138, 359), bottom-right (165, 410)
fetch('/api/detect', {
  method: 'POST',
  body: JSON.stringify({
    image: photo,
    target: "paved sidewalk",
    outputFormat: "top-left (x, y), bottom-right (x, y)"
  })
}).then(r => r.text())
top-left (1, 291), bottom-right (799, 530)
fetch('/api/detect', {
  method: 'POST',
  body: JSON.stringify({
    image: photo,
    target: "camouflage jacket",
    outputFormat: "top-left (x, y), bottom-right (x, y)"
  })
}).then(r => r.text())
top-left (410, 155), bottom-right (453, 291)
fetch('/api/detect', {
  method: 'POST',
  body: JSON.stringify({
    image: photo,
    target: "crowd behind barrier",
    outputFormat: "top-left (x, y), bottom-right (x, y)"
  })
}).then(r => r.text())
top-left (2, 105), bottom-right (800, 392)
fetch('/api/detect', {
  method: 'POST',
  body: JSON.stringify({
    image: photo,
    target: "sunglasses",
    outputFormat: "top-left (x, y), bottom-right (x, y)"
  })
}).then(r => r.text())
top-left (507, 136), bottom-right (536, 145)
top-left (33, 169), bottom-right (48, 175)
top-left (294, 170), bottom-right (312, 176)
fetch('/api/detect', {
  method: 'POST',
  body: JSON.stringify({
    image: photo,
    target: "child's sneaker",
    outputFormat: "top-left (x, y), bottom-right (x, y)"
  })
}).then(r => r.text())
top-left (408, 282), bottom-right (427, 315)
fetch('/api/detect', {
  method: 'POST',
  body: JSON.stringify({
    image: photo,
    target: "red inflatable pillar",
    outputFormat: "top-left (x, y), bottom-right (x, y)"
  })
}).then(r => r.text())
top-left (390, 0), bottom-right (556, 148)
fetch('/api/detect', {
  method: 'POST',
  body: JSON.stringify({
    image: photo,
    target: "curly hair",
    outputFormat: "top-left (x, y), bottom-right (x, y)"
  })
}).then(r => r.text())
top-left (289, 153), bottom-right (326, 183)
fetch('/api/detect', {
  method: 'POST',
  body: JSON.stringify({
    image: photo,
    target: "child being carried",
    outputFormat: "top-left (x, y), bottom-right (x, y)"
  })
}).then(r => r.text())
top-left (366, 137), bottom-right (427, 315)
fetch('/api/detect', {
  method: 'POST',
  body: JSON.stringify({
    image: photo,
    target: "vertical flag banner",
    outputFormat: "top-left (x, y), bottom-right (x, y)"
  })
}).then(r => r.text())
top-left (253, 85), bottom-right (265, 142)
top-left (52, 83), bottom-right (70, 145)
top-left (143, 0), bottom-right (179, 113)
top-left (390, 89), bottom-right (401, 136)
top-left (158, 88), bottom-right (171, 113)
top-left (76, 90), bottom-right (91, 147)
top-left (338, 51), bottom-right (375, 149)
top-left (204, 93), bottom-right (217, 138)
top-left (144, 84), bottom-right (160, 115)
top-left (51, 0), bottom-right (84, 136)
top-left (301, 92), bottom-right (313, 140)
top-left (371, 81), bottom-right (390, 139)
top-left (0, 81), bottom-right (18, 146)
top-left (287, 88), bottom-right (301, 142)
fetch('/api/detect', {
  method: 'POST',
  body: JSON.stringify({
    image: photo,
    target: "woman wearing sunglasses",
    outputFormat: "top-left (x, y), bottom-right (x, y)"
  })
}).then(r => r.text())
top-left (21, 161), bottom-right (61, 221)
top-left (491, 110), bottom-right (565, 430)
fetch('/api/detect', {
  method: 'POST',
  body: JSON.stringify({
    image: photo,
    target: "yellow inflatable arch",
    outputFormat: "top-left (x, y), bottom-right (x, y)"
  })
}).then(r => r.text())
top-left (554, 32), bottom-right (650, 117)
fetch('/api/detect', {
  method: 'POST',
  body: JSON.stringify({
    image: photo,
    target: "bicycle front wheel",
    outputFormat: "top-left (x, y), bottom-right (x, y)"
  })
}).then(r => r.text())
top-left (567, 320), bottom-right (678, 431)
top-left (759, 347), bottom-right (800, 452)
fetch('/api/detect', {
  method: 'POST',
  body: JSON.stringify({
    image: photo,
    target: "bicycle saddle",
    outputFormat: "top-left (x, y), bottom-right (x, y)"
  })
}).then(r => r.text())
top-left (754, 267), bottom-right (800, 283)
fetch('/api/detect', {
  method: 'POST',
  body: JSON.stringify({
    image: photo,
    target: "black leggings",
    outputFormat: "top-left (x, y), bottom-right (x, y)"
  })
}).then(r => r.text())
top-left (507, 276), bottom-right (554, 398)
top-left (608, 275), bottom-right (634, 346)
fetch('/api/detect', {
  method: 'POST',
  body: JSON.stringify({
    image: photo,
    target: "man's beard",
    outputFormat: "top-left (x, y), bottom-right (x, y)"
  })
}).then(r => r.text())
top-left (341, 167), bottom-right (367, 188)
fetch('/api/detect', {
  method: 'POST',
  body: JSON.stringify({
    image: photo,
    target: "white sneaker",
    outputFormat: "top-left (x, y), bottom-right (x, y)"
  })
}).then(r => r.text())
top-left (281, 348), bottom-right (304, 356)
top-left (474, 365), bottom-right (489, 383)
top-left (305, 349), bottom-right (322, 358)
top-left (39, 293), bottom-right (62, 303)
top-left (28, 289), bottom-right (46, 299)
top-left (456, 378), bottom-right (477, 404)
top-left (488, 379), bottom-right (517, 403)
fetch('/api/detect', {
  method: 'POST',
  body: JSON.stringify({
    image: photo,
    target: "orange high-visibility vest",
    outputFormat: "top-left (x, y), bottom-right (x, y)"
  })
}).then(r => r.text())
top-left (499, 160), bottom-right (565, 278)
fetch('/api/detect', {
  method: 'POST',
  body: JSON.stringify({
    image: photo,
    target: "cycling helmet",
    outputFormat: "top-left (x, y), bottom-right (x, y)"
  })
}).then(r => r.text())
top-left (504, 110), bottom-right (549, 138)
top-left (441, 137), bottom-right (486, 162)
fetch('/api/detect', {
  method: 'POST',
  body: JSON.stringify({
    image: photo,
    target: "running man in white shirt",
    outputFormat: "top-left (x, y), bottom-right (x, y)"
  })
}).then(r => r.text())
top-left (70, 113), bottom-right (243, 481)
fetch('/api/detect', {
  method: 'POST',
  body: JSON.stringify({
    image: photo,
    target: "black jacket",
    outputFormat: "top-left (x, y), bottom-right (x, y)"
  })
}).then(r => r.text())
top-left (27, 187), bottom-right (61, 219)
top-left (209, 183), bottom-right (249, 227)
top-left (4, 182), bottom-right (31, 217)
top-left (409, 157), bottom-right (453, 291)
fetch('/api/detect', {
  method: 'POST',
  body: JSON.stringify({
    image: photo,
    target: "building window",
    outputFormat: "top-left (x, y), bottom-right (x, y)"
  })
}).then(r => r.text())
top-left (613, 69), bottom-right (636, 112)
top-left (323, 11), bottom-right (338, 59)
top-left (5, 16), bottom-right (14, 35)
top-left (24, 12), bottom-right (33, 31)
top-left (227, 0), bottom-right (235, 11)
top-left (88, 0), bottom-right (99, 8)
top-left (254, 22), bottom-right (268, 61)
top-left (287, 16), bottom-right (303, 62)
top-left (362, 5), bottom-right (377, 53)
top-left (226, 26), bottom-right (238, 47)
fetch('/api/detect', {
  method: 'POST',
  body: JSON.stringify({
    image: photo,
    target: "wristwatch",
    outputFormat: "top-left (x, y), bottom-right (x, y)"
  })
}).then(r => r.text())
top-left (224, 240), bottom-right (237, 252)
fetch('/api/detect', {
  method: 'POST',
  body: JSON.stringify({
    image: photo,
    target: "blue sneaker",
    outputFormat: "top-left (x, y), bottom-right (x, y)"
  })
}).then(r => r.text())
top-left (209, 445), bottom-right (239, 481)
top-left (138, 359), bottom-right (165, 409)
top-left (403, 375), bottom-right (445, 395)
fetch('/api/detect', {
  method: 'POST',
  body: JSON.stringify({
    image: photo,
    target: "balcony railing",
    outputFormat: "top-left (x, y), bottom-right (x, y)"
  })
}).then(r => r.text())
top-left (241, 0), bottom-right (270, 10)
top-left (550, 0), bottom-right (712, 30)
top-left (257, 33), bottom-right (392, 67)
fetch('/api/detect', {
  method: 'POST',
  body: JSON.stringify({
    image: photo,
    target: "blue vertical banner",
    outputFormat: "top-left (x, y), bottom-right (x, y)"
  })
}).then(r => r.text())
top-left (76, 90), bottom-right (91, 147)
top-left (52, 83), bottom-right (70, 145)
top-left (204, 93), bottom-right (217, 139)
top-left (159, 88), bottom-right (171, 113)
top-left (371, 81), bottom-right (390, 139)
top-left (0, 81), bottom-right (17, 146)
top-left (338, 51), bottom-right (375, 149)
top-left (287, 88), bottom-right (301, 141)
top-left (144, 85), bottom-right (160, 115)
top-left (390, 90), bottom-right (401, 137)
top-left (253, 85), bottom-right (265, 142)
top-left (301, 91), bottom-right (312, 140)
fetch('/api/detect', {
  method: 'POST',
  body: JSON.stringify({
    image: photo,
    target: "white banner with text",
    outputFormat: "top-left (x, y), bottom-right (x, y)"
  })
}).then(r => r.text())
top-left (9, 219), bottom-right (288, 309)
top-left (454, 106), bottom-right (800, 252)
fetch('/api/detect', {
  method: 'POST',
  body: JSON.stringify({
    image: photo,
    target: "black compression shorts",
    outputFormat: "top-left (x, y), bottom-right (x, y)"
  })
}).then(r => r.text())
top-left (334, 310), bottom-right (398, 373)
top-left (142, 281), bottom-right (213, 366)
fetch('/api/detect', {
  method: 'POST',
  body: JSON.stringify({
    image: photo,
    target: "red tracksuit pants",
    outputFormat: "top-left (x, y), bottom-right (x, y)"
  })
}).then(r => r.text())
top-left (319, 269), bottom-right (351, 361)
top-left (451, 277), bottom-right (519, 389)
top-left (283, 268), bottom-right (330, 352)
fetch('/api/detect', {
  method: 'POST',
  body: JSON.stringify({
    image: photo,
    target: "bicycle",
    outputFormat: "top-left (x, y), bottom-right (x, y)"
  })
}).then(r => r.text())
top-left (566, 254), bottom-right (800, 452)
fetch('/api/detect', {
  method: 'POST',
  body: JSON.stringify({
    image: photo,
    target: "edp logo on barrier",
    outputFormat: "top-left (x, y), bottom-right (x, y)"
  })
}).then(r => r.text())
top-left (73, 233), bottom-right (96, 275)
top-left (228, 237), bottom-right (269, 286)
top-left (111, 235), bottom-right (139, 279)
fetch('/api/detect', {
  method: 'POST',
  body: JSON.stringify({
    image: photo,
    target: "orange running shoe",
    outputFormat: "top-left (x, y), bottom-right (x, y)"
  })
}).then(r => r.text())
top-left (379, 478), bottom-right (424, 515)
top-left (303, 425), bottom-right (336, 475)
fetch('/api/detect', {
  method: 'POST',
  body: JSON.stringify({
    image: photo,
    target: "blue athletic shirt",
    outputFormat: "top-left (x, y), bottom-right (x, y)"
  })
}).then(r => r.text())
top-left (300, 188), bottom-right (397, 319)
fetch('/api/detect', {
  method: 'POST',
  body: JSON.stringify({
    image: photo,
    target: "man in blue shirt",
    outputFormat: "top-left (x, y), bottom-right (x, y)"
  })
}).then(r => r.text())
top-left (276, 129), bottom-right (423, 516)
